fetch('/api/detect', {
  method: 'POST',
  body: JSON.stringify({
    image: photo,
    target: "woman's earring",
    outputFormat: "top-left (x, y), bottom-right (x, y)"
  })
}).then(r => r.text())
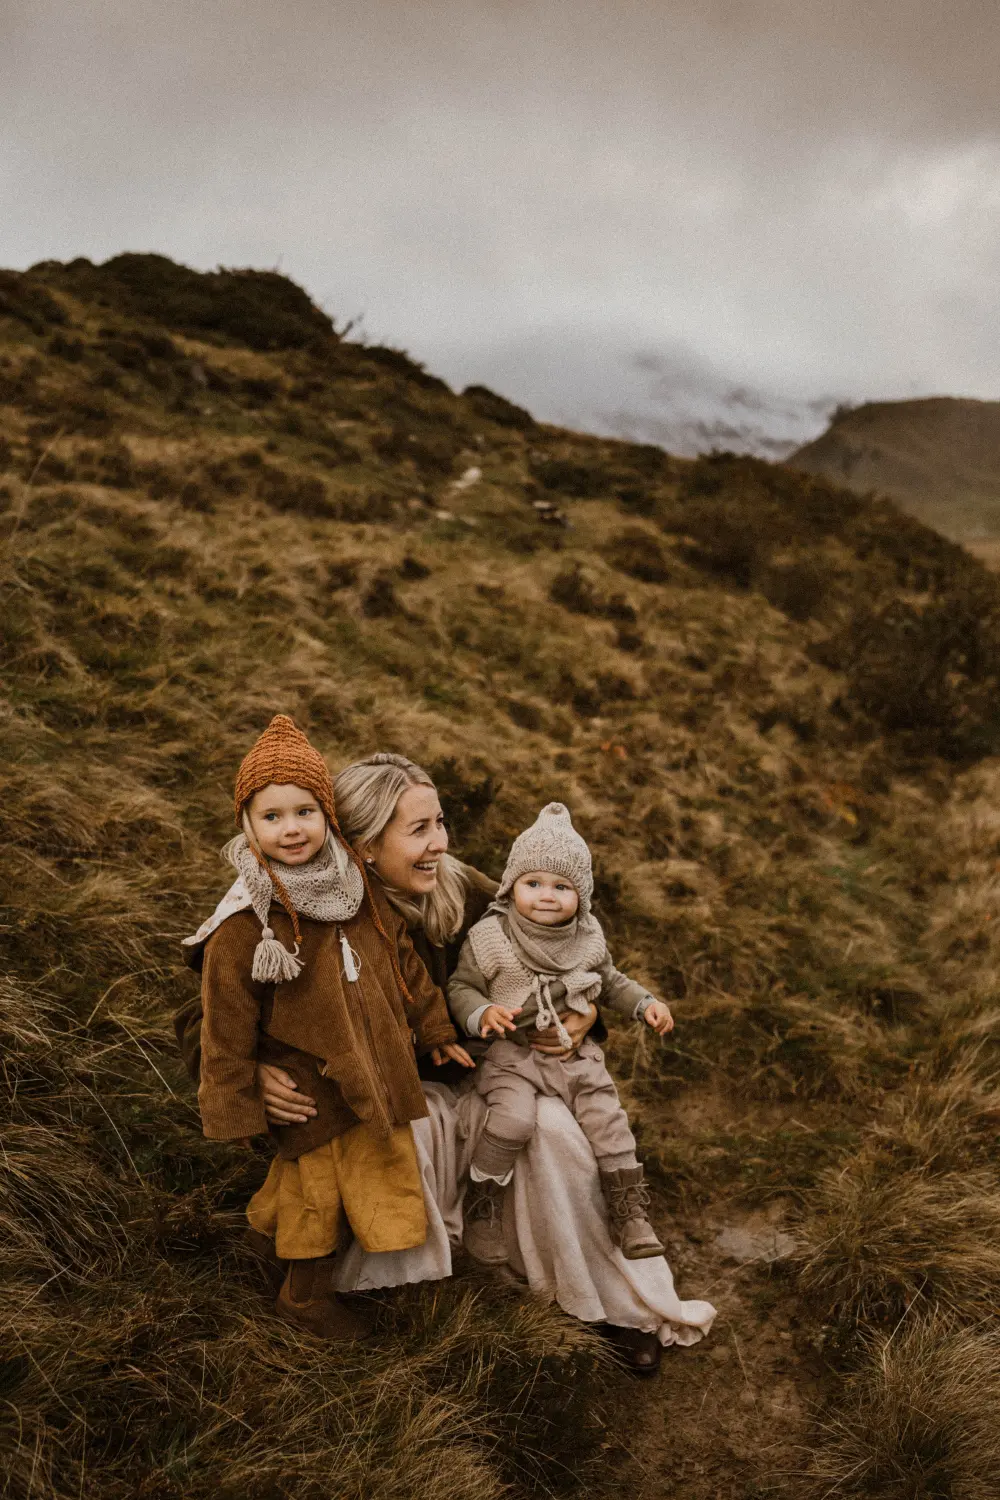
top-left (365, 857), bottom-right (375, 866)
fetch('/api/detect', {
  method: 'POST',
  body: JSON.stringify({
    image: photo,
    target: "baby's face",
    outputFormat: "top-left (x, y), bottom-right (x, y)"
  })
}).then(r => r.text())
top-left (512, 871), bottom-right (580, 926)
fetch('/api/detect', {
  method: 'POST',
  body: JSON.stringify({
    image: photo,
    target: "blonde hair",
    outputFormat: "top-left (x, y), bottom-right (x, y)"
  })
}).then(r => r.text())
top-left (333, 752), bottom-right (468, 946)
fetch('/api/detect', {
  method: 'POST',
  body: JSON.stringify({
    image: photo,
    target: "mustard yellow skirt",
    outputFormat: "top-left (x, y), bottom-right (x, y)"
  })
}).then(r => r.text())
top-left (247, 1122), bottom-right (427, 1258)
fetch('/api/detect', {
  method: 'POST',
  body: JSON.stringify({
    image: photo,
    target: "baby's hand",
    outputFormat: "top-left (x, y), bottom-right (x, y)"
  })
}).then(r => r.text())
top-left (643, 1001), bottom-right (674, 1036)
top-left (481, 1004), bottom-right (521, 1039)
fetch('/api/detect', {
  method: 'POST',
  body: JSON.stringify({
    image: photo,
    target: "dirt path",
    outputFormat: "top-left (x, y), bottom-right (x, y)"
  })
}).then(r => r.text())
top-left (605, 1192), bottom-right (829, 1498)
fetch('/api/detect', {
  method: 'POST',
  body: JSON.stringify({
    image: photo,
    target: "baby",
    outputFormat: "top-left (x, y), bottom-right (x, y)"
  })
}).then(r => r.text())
top-left (448, 802), bottom-right (673, 1265)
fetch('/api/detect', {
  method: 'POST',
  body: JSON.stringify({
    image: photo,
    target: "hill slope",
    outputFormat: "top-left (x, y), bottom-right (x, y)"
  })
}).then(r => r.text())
top-left (5, 255), bottom-right (1000, 1499)
top-left (790, 396), bottom-right (1000, 553)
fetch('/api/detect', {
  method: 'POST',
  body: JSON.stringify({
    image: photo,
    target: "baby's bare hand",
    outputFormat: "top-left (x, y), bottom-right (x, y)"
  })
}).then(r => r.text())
top-left (481, 1004), bottom-right (521, 1039)
top-left (644, 1001), bottom-right (674, 1036)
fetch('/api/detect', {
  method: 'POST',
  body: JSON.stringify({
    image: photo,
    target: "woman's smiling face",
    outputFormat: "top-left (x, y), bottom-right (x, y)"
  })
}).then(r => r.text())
top-left (370, 783), bottom-right (448, 895)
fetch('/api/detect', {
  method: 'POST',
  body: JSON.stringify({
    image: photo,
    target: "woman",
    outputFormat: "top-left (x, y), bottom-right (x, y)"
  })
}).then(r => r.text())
top-left (260, 753), bottom-right (715, 1372)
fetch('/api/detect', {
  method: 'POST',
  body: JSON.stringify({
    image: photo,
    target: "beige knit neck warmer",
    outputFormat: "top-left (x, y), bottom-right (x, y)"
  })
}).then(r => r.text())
top-left (501, 903), bottom-right (605, 976)
top-left (229, 832), bottom-right (364, 983)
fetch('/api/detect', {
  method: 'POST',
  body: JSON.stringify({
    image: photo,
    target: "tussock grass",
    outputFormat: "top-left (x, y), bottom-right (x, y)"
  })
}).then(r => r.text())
top-left (803, 1316), bottom-right (1000, 1498)
top-left (798, 1159), bottom-right (1000, 1330)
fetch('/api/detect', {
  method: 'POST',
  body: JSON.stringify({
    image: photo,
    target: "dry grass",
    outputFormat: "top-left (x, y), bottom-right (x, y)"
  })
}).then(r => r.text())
top-left (801, 1316), bottom-right (1000, 1498)
top-left (5, 254), bottom-right (1000, 1495)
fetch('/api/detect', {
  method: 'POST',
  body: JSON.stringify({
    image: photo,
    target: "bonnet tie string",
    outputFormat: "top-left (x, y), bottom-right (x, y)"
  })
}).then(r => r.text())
top-left (531, 974), bottom-right (574, 1052)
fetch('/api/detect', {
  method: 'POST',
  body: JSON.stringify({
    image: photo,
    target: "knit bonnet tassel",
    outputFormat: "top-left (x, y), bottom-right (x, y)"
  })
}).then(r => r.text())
top-left (532, 975), bottom-right (575, 1051)
top-left (251, 925), bottom-right (303, 984)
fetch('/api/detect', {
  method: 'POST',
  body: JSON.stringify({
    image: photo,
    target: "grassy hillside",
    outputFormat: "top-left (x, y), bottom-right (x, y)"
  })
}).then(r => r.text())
top-left (5, 254), bottom-right (1000, 1498)
top-left (791, 396), bottom-right (1000, 555)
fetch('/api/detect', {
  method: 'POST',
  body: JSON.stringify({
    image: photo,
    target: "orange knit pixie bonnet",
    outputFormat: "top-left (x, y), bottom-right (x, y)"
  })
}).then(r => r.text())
top-left (234, 715), bottom-right (412, 1004)
top-left (234, 713), bottom-right (337, 829)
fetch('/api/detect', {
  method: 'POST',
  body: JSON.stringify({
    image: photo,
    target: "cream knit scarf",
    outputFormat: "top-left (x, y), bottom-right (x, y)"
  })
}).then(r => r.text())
top-left (229, 832), bottom-right (365, 984)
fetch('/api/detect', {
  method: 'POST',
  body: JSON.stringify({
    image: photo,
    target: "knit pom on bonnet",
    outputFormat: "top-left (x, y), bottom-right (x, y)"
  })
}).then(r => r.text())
top-left (495, 802), bottom-right (594, 918)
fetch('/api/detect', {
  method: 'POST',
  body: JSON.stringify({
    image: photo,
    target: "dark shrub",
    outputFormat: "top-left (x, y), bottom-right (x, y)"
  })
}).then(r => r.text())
top-left (257, 464), bottom-right (334, 518)
top-left (360, 344), bottom-right (451, 392)
top-left (203, 460), bottom-right (248, 498)
top-left (426, 757), bottom-right (499, 846)
top-left (608, 528), bottom-right (670, 583)
top-left (550, 562), bottom-right (638, 625)
top-left (48, 334), bottom-right (85, 361)
top-left (34, 254), bottom-right (337, 351)
top-left (763, 560), bottom-right (828, 621)
top-left (506, 698), bottom-right (544, 731)
top-left (0, 272), bottom-right (67, 331)
top-left (814, 593), bottom-right (1000, 759)
top-left (550, 562), bottom-right (601, 614)
top-left (240, 376), bottom-right (280, 406)
top-left (679, 498), bottom-right (769, 588)
top-left (532, 459), bottom-right (611, 498)
top-left (361, 573), bottom-right (403, 617)
top-left (372, 425), bottom-right (460, 478)
top-left (327, 560), bottom-right (359, 590)
top-left (179, 479), bottom-right (213, 513)
top-left (463, 384), bottom-right (536, 430)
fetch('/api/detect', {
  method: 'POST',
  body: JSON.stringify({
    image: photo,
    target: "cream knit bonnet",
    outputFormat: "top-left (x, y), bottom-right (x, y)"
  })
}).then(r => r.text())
top-left (495, 802), bottom-right (594, 917)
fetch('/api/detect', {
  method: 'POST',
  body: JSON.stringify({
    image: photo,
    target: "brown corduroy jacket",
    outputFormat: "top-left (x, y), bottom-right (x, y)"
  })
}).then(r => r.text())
top-left (191, 881), bottom-right (456, 1155)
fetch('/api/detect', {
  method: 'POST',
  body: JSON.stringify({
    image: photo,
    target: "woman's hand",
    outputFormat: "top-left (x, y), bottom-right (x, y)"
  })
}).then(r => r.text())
top-left (529, 1002), bottom-right (598, 1057)
top-left (430, 1041), bottom-right (476, 1069)
top-left (256, 1063), bottom-right (318, 1125)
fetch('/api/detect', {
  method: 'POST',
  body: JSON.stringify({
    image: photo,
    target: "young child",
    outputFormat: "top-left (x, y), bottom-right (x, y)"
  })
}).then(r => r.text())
top-left (448, 802), bottom-right (674, 1265)
top-left (182, 715), bottom-right (465, 1340)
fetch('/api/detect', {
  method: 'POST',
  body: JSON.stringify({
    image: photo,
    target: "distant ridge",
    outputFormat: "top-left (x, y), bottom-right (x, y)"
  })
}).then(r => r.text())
top-left (789, 396), bottom-right (1000, 557)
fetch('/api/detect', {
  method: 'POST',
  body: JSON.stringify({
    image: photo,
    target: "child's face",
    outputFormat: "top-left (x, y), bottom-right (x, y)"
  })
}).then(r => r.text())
top-left (512, 871), bottom-right (579, 926)
top-left (247, 783), bottom-right (327, 865)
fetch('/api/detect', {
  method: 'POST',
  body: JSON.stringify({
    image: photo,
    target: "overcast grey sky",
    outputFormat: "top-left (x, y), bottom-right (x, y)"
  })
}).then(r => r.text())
top-left (4, 1), bottom-right (999, 451)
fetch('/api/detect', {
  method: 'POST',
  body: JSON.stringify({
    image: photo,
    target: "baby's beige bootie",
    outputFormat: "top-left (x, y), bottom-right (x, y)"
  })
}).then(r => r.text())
top-left (463, 1178), bottom-right (509, 1264)
top-left (600, 1165), bottom-right (665, 1260)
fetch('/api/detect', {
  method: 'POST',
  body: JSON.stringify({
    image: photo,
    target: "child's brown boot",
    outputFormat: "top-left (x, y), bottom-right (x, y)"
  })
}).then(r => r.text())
top-left (276, 1256), bottom-right (373, 1341)
top-left (600, 1166), bottom-right (665, 1260)
top-left (463, 1178), bottom-right (509, 1265)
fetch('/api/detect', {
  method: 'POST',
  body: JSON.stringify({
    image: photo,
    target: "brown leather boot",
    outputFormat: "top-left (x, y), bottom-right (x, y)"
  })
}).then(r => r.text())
top-left (463, 1178), bottom-right (509, 1265)
top-left (599, 1166), bottom-right (665, 1260)
top-left (276, 1256), bottom-right (374, 1341)
top-left (599, 1323), bottom-right (663, 1377)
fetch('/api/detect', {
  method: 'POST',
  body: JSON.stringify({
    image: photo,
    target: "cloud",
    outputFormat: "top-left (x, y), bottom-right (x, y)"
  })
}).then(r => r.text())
top-left (3, 0), bottom-right (999, 449)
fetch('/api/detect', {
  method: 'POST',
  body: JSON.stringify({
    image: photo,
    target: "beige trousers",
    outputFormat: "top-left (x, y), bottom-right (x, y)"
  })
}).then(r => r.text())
top-left (477, 1037), bottom-right (637, 1165)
